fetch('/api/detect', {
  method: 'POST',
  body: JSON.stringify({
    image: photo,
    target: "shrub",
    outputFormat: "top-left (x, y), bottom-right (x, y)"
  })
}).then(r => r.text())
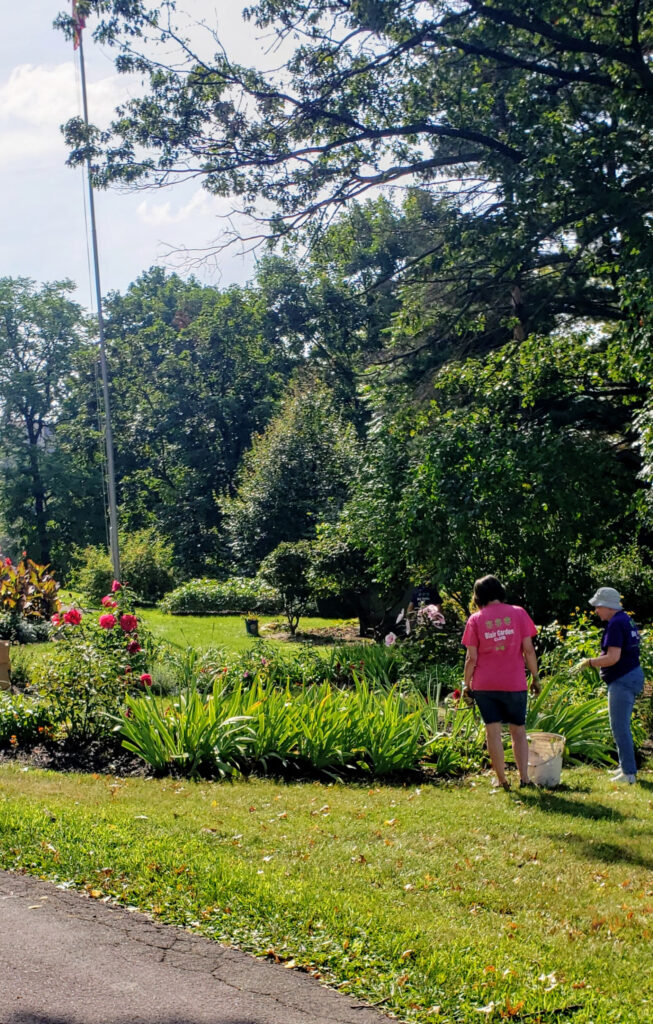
top-left (259, 540), bottom-right (314, 634)
top-left (73, 529), bottom-right (176, 605)
top-left (588, 544), bottom-right (653, 621)
top-left (0, 612), bottom-right (51, 645)
top-left (0, 694), bottom-right (55, 748)
top-left (159, 576), bottom-right (282, 615)
top-left (33, 585), bottom-right (156, 744)
top-left (0, 556), bottom-right (60, 620)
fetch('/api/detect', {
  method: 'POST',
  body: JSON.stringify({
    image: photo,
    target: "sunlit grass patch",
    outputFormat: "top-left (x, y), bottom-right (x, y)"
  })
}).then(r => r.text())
top-left (1, 765), bottom-right (651, 1022)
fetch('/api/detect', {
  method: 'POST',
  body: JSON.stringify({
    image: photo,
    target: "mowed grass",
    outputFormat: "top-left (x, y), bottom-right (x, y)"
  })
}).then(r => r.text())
top-left (139, 609), bottom-right (345, 652)
top-left (1, 766), bottom-right (652, 1023)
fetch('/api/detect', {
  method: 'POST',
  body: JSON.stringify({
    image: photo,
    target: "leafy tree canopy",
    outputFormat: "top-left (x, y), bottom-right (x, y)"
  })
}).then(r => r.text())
top-left (59, 1), bottom-right (653, 362)
top-left (222, 380), bottom-right (360, 572)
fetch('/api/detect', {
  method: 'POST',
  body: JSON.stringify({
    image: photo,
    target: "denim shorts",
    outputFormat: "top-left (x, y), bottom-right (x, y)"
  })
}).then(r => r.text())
top-left (473, 690), bottom-right (528, 726)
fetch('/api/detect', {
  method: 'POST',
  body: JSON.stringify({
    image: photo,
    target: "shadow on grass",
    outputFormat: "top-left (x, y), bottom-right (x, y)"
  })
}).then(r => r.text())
top-left (517, 790), bottom-right (630, 821)
top-left (636, 777), bottom-right (653, 792)
top-left (555, 833), bottom-right (653, 869)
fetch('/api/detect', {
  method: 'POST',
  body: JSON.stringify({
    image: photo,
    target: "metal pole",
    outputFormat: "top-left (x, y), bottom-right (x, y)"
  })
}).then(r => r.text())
top-left (77, 31), bottom-right (121, 580)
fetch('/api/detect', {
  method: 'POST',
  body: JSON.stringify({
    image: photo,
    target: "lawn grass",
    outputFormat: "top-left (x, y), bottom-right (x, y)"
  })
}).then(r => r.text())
top-left (1, 765), bottom-right (651, 1023)
top-left (139, 609), bottom-right (346, 653)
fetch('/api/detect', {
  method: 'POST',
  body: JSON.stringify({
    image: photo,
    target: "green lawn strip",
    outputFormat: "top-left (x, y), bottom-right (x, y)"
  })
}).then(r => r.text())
top-left (1, 767), bottom-right (652, 1023)
top-left (15, 615), bottom-right (353, 674)
top-left (140, 611), bottom-right (349, 652)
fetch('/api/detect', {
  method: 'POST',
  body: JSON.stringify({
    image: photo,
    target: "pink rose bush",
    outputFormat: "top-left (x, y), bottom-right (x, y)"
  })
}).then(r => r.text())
top-left (38, 580), bottom-right (156, 743)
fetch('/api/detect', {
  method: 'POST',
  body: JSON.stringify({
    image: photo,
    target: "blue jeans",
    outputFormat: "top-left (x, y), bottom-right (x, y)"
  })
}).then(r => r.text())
top-left (607, 667), bottom-right (644, 776)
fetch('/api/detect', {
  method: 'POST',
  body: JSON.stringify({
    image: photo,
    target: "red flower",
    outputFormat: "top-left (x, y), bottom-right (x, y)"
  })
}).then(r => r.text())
top-left (120, 613), bottom-right (138, 633)
top-left (63, 608), bottom-right (82, 625)
top-left (452, 689), bottom-right (462, 701)
top-left (99, 613), bottom-right (117, 629)
top-left (51, 613), bottom-right (61, 626)
top-left (4, 557), bottom-right (11, 566)
top-left (140, 673), bottom-right (153, 687)
top-left (101, 596), bottom-right (117, 608)
top-left (111, 580), bottom-right (122, 592)
top-left (127, 640), bottom-right (141, 654)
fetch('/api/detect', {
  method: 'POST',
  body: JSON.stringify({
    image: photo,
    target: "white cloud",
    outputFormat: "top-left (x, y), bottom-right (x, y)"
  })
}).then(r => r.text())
top-left (136, 188), bottom-right (222, 228)
top-left (0, 62), bottom-right (132, 167)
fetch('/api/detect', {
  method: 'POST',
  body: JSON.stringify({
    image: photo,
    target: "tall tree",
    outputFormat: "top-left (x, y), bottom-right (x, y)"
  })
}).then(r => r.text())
top-left (60, 1), bottom-right (653, 363)
top-left (221, 381), bottom-right (360, 572)
top-left (0, 278), bottom-right (89, 564)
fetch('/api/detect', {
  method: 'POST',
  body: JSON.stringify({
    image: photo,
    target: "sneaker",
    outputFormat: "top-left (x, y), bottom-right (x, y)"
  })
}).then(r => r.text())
top-left (608, 767), bottom-right (622, 777)
top-left (611, 771), bottom-right (636, 784)
top-left (519, 780), bottom-right (535, 789)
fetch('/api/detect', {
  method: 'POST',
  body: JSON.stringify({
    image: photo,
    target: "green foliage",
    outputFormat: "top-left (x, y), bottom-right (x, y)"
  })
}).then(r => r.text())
top-left (73, 528), bottom-right (176, 604)
top-left (222, 384), bottom-right (359, 572)
top-left (0, 694), bottom-right (54, 748)
top-left (0, 278), bottom-right (94, 567)
top-left (159, 576), bottom-right (281, 616)
top-left (259, 541), bottom-right (314, 635)
top-left (32, 587), bottom-right (155, 743)
top-left (347, 334), bottom-right (638, 621)
top-left (117, 656), bottom-right (614, 779)
top-left (392, 605), bottom-right (465, 674)
top-left (68, 1), bottom-right (653, 376)
top-left (119, 680), bottom-right (254, 778)
top-left (526, 679), bottom-right (615, 765)
top-left (0, 556), bottom-right (60, 620)
top-left (588, 544), bottom-right (653, 622)
top-left (0, 614), bottom-right (51, 645)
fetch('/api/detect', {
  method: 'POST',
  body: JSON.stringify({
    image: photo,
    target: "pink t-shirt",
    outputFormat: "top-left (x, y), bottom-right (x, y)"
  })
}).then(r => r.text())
top-left (462, 603), bottom-right (537, 692)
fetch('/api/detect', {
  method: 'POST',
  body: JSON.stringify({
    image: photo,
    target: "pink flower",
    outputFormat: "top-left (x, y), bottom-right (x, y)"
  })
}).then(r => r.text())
top-left (101, 596), bottom-right (117, 608)
top-left (452, 689), bottom-right (462, 701)
top-left (51, 613), bottom-right (61, 626)
top-left (384, 632), bottom-right (397, 647)
top-left (418, 604), bottom-right (445, 626)
top-left (120, 613), bottom-right (138, 633)
top-left (63, 608), bottom-right (82, 625)
top-left (140, 673), bottom-right (152, 687)
top-left (111, 580), bottom-right (122, 592)
top-left (4, 557), bottom-right (11, 566)
top-left (99, 613), bottom-right (117, 629)
top-left (127, 640), bottom-right (141, 654)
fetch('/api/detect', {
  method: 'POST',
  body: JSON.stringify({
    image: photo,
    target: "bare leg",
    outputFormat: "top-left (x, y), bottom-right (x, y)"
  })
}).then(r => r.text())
top-left (485, 722), bottom-right (508, 787)
top-left (509, 724), bottom-right (530, 783)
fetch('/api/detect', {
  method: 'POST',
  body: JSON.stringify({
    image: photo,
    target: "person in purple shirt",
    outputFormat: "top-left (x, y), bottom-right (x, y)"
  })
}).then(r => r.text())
top-left (579, 586), bottom-right (644, 784)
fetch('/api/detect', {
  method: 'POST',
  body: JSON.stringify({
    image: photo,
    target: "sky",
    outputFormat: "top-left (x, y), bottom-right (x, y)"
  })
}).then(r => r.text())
top-left (0, 2), bottom-right (283, 310)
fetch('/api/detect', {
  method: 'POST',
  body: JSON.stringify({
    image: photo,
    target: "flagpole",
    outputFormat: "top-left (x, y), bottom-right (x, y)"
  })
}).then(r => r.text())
top-left (76, 27), bottom-right (121, 581)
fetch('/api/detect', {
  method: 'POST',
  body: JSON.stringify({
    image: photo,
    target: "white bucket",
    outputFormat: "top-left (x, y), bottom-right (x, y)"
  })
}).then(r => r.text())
top-left (527, 732), bottom-right (565, 787)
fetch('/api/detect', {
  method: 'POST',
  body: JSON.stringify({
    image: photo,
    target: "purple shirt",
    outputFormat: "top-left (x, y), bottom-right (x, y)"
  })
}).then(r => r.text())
top-left (600, 610), bottom-right (640, 683)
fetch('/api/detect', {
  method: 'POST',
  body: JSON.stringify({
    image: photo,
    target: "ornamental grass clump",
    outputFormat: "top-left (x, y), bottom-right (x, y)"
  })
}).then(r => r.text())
top-left (33, 582), bottom-right (157, 744)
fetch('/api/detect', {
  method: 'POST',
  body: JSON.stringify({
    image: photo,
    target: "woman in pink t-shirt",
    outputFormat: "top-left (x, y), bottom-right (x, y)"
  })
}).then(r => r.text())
top-left (462, 575), bottom-right (541, 791)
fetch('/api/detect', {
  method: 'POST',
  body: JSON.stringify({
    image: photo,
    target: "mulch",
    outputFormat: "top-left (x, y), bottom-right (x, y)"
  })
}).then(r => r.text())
top-left (0, 739), bottom-right (149, 776)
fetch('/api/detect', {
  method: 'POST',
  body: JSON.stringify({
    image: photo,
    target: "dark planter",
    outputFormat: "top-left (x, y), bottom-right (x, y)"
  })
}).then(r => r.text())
top-left (244, 617), bottom-right (259, 637)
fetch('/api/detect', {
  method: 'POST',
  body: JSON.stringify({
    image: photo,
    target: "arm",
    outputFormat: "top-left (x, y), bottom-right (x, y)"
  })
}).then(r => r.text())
top-left (583, 647), bottom-right (621, 670)
top-left (522, 636), bottom-right (541, 694)
top-left (464, 646), bottom-right (478, 689)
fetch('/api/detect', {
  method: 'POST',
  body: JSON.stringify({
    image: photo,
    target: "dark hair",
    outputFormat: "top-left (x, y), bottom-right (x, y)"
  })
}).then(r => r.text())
top-left (472, 574), bottom-right (506, 608)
